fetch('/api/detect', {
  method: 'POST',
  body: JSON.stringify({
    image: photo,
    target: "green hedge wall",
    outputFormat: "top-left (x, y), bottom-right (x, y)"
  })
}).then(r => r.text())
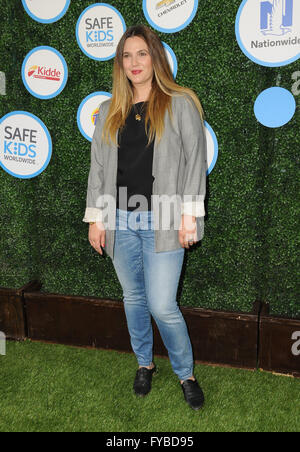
top-left (0, 0), bottom-right (299, 318)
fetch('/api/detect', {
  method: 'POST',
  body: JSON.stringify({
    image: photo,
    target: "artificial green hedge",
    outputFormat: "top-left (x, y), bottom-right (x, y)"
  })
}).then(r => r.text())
top-left (0, 0), bottom-right (299, 318)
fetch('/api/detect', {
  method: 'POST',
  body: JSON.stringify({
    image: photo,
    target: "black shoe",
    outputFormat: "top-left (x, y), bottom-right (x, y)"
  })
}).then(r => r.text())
top-left (133, 365), bottom-right (157, 397)
top-left (181, 379), bottom-right (205, 410)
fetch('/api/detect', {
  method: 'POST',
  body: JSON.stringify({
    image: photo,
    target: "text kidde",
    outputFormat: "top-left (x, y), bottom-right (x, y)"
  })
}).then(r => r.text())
top-left (36, 67), bottom-right (61, 78)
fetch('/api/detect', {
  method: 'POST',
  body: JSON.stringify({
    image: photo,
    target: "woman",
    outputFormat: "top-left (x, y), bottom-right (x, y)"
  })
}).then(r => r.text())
top-left (83, 25), bottom-right (207, 410)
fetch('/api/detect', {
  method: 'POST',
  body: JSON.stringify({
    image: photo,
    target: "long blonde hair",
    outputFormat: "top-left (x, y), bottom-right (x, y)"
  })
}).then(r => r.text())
top-left (102, 24), bottom-right (204, 147)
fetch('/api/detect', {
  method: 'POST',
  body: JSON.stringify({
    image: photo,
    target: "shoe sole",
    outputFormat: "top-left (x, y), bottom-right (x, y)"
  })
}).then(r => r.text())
top-left (187, 400), bottom-right (205, 411)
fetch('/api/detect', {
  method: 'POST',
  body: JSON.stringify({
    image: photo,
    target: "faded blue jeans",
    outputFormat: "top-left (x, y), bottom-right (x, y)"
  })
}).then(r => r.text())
top-left (112, 208), bottom-right (194, 381)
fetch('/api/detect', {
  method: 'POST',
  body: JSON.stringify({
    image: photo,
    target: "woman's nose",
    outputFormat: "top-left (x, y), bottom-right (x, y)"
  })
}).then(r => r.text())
top-left (132, 55), bottom-right (139, 66)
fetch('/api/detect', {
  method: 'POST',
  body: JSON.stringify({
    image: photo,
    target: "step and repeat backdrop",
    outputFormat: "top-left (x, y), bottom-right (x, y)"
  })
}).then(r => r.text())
top-left (0, 0), bottom-right (299, 317)
top-left (1, 0), bottom-right (298, 179)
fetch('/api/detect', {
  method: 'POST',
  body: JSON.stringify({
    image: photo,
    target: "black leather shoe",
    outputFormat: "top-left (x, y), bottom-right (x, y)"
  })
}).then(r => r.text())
top-left (181, 379), bottom-right (205, 410)
top-left (133, 365), bottom-right (157, 397)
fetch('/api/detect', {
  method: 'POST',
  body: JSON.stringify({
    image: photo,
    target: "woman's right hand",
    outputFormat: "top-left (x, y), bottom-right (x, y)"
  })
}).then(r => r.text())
top-left (89, 222), bottom-right (106, 255)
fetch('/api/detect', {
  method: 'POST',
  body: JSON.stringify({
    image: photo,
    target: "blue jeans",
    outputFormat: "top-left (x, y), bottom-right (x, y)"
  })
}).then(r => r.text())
top-left (112, 208), bottom-right (194, 381)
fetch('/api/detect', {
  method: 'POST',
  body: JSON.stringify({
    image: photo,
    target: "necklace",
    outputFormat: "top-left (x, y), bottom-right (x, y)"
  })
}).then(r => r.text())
top-left (133, 102), bottom-right (146, 122)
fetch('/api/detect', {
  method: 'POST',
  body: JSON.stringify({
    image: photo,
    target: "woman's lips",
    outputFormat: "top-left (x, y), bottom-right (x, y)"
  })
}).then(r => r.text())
top-left (132, 70), bottom-right (142, 75)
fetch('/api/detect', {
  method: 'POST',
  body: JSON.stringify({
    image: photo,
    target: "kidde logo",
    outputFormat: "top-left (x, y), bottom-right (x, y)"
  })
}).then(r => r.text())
top-left (28, 65), bottom-right (61, 81)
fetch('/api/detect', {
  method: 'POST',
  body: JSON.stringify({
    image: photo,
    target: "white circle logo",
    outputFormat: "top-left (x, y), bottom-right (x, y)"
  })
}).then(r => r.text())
top-left (236, 0), bottom-right (300, 67)
top-left (0, 111), bottom-right (52, 179)
top-left (77, 92), bottom-right (112, 142)
top-left (22, 46), bottom-right (68, 99)
top-left (204, 122), bottom-right (218, 175)
top-left (143, 0), bottom-right (198, 33)
top-left (76, 3), bottom-right (126, 61)
top-left (163, 42), bottom-right (178, 78)
top-left (22, 0), bottom-right (70, 23)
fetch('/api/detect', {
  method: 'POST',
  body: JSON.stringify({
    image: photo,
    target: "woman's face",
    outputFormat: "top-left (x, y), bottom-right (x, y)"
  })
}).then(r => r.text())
top-left (122, 36), bottom-right (154, 91)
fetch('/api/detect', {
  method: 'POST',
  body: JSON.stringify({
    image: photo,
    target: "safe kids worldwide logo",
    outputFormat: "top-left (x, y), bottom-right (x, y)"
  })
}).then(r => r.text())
top-left (0, 111), bottom-right (52, 179)
top-left (236, 0), bottom-right (300, 66)
top-left (76, 3), bottom-right (126, 61)
top-left (22, 47), bottom-right (68, 99)
top-left (22, 0), bottom-right (70, 24)
top-left (143, 0), bottom-right (199, 33)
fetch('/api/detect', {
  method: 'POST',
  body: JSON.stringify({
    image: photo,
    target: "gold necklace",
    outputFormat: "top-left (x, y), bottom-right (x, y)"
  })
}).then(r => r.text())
top-left (133, 102), bottom-right (145, 122)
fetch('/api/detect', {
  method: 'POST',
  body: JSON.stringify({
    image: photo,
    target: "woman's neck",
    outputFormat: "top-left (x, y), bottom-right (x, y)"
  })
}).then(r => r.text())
top-left (132, 86), bottom-right (152, 104)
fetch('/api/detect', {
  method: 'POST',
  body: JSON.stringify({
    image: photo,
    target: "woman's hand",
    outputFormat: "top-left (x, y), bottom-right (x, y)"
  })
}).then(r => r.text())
top-left (179, 215), bottom-right (197, 249)
top-left (89, 222), bottom-right (106, 255)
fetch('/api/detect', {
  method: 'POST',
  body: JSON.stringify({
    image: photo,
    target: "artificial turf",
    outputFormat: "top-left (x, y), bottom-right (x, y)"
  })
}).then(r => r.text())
top-left (0, 339), bottom-right (299, 432)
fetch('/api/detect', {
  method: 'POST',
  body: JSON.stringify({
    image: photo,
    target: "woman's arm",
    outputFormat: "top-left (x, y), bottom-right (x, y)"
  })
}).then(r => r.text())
top-left (178, 95), bottom-right (207, 247)
top-left (179, 94), bottom-right (207, 220)
top-left (82, 103), bottom-right (106, 224)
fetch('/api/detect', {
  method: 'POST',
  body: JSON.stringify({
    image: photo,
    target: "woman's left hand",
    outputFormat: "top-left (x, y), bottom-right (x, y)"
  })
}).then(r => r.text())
top-left (179, 215), bottom-right (197, 249)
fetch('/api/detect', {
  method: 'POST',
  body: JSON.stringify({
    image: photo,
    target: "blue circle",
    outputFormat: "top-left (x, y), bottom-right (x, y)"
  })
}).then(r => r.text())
top-left (21, 46), bottom-right (68, 100)
top-left (162, 42), bottom-right (178, 79)
top-left (76, 3), bottom-right (126, 61)
top-left (235, 0), bottom-right (300, 67)
top-left (22, 0), bottom-right (70, 24)
top-left (204, 121), bottom-right (218, 175)
top-left (254, 87), bottom-right (296, 128)
top-left (143, 0), bottom-right (198, 34)
top-left (77, 92), bottom-right (112, 142)
top-left (0, 111), bottom-right (52, 179)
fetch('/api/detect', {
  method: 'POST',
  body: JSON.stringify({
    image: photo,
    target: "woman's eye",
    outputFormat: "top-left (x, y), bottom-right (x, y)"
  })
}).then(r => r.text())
top-left (123, 52), bottom-right (147, 58)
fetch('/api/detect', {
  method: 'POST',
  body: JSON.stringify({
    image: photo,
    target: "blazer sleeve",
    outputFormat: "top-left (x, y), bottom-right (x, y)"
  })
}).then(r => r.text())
top-left (179, 95), bottom-right (207, 218)
top-left (82, 103), bottom-right (107, 223)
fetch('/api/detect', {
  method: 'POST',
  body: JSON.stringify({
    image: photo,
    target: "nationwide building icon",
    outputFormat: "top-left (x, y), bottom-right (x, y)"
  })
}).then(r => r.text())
top-left (156, 0), bottom-right (176, 9)
top-left (260, 0), bottom-right (293, 36)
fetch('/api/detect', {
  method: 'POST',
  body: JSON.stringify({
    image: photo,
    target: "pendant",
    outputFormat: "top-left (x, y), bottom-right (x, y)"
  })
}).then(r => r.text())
top-left (135, 114), bottom-right (142, 121)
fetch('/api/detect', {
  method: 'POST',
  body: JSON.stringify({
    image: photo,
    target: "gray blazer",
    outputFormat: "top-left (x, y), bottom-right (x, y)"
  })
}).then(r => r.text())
top-left (83, 94), bottom-right (207, 260)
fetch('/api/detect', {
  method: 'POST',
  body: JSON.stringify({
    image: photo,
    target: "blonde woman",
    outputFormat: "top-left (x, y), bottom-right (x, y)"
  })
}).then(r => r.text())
top-left (83, 25), bottom-right (207, 410)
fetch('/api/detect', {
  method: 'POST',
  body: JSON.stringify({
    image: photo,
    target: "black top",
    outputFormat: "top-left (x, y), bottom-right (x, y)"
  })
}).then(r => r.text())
top-left (116, 101), bottom-right (155, 212)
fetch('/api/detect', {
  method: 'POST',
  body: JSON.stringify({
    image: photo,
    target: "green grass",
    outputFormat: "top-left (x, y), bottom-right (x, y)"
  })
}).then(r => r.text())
top-left (0, 340), bottom-right (299, 432)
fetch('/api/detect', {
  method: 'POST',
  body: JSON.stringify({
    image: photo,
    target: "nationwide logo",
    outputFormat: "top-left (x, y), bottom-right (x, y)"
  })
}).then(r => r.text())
top-left (252, 0), bottom-right (298, 51)
top-left (235, 0), bottom-right (300, 66)
top-left (27, 65), bottom-right (61, 81)
top-left (91, 108), bottom-right (99, 126)
top-left (260, 0), bottom-right (293, 36)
